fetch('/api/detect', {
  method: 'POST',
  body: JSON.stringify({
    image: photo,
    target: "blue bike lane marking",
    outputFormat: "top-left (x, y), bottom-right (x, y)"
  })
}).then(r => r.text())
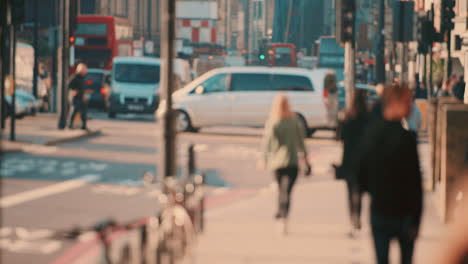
top-left (0, 152), bottom-right (229, 187)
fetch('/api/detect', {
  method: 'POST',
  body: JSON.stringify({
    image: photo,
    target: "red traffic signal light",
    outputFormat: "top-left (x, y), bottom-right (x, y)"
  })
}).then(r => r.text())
top-left (69, 36), bottom-right (75, 45)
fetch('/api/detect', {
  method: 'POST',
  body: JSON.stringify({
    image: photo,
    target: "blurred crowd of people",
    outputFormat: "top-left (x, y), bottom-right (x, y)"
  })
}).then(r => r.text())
top-left (260, 77), bottom-right (467, 263)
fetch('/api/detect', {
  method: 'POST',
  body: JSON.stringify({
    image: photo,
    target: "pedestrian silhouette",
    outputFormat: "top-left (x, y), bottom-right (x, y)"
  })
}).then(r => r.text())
top-left (68, 63), bottom-right (89, 130)
top-left (339, 89), bottom-right (370, 238)
top-left (261, 94), bottom-right (311, 235)
top-left (357, 83), bottom-right (423, 264)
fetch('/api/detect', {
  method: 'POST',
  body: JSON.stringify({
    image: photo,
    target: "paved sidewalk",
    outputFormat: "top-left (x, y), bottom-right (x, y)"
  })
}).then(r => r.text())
top-left (193, 174), bottom-right (447, 264)
top-left (1, 114), bottom-right (100, 152)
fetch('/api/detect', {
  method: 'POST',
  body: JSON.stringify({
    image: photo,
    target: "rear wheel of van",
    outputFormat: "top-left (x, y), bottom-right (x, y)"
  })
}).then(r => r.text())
top-left (108, 112), bottom-right (116, 119)
top-left (176, 110), bottom-right (196, 132)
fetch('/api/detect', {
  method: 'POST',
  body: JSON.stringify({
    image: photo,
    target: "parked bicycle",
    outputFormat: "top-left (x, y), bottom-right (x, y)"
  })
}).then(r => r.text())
top-left (143, 144), bottom-right (205, 264)
top-left (50, 144), bottom-right (205, 264)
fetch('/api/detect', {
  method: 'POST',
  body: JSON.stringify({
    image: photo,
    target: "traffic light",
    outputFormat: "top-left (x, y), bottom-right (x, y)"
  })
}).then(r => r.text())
top-left (69, 36), bottom-right (75, 45)
top-left (69, 0), bottom-right (78, 34)
top-left (11, 0), bottom-right (25, 25)
top-left (393, 1), bottom-right (414, 42)
top-left (417, 16), bottom-right (435, 54)
top-left (336, 0), bottom-right (355, 45)
top-left (442, 0), bottom-right (455, 33)
top-left (258, 44), bottom-right (267, 63)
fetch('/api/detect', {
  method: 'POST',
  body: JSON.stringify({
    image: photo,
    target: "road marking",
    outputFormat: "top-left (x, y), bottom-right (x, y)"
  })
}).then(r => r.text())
top-left (0, 175), bottom-right (99, 208)
top-left (15, 227), bottom-right (53, 240)
top-left (0, 226), bottom-right (63, 254)
top-left (22, 144), bottom-right (58, 154)
top-left (92, 185), bottom-right (141, 196)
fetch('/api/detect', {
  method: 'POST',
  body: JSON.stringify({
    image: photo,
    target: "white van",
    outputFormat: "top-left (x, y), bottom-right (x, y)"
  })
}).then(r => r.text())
top-left (108, 57), bottom-right (161, 118)
top-left (158, 67), bottom-right (335, 136)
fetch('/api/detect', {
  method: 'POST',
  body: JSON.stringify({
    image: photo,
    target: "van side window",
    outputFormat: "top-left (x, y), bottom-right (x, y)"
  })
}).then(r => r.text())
top-left (231, 73), bottom-right (272, 91)
top-left (201, 74), bottom-right (228, 93)
top-left (272, 74), bottom-right (314, 91)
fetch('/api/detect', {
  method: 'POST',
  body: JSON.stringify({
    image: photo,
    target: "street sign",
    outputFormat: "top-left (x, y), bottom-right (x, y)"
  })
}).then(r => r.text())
top-left (176, 39), bottom-right (183, 53)
top-left (145, 41), bottom-right (154, 54)
top-left (133, 40), bottom-right (143, 49)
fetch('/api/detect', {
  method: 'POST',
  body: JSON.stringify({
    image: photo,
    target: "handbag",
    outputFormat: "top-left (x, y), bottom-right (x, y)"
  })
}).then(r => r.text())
top-left (332, 164), bottom-right (345, 180)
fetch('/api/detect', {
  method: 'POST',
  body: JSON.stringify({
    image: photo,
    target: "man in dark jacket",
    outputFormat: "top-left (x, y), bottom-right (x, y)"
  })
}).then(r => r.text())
top-left (357, 83), bottom-right (423, 264)
top-left (68, 63), bottom-right (88, 130)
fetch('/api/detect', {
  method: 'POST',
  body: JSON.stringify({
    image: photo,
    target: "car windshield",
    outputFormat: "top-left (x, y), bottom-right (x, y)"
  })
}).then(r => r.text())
top-left (85, 73), bottom-right (104, 84)
top-left (114, 63), bottom-right (160, 84)
top-left (75, 49), bottom-right (112, 69)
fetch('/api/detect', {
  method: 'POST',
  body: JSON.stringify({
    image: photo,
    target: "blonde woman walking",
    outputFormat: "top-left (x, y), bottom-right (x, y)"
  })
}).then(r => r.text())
top-left (261, 94), bottom-right (311, 235)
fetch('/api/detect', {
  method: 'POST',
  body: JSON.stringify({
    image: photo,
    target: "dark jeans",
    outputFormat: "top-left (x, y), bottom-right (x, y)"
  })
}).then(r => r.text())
top-left (371, 214), bottom-right (417, 264)
top-left (69, 99), bottom-right (87, 129)
top-left (275, 167), bottom-right (298, 218)
top-left (346, 178), bottom-right (362, 229)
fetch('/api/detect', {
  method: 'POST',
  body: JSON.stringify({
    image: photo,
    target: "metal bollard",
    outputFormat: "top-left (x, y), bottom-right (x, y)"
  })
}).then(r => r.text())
top-left (188, 144), bottom-right (195, 177)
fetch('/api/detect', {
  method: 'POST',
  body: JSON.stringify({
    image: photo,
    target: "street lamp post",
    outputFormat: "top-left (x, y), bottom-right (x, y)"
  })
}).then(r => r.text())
top-left (160, 0), bottom-right (177, 183)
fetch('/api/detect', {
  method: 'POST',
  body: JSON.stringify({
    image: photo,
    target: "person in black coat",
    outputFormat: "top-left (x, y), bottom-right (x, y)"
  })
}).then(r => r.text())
top-left (68, 63), bottom-right (88, 130)
top-left (340, 89), bottom-right (370, 236)
top-left (357, 83), bottom-right (423, 264)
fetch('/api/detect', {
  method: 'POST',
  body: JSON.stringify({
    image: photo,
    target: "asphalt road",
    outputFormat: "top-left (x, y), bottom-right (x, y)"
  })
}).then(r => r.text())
top-left (0, 110), bottom-right (341, 264)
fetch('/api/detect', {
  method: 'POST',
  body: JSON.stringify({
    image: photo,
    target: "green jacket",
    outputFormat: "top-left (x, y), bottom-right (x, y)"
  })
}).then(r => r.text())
top-left (262, 116), bottom-right (308, 170)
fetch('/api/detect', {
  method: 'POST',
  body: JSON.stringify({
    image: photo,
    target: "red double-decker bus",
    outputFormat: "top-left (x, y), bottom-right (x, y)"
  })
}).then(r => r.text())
top-left (268, 43), bottom-right (297, 67)
top-left (72, 15), bottom-right (133, 70)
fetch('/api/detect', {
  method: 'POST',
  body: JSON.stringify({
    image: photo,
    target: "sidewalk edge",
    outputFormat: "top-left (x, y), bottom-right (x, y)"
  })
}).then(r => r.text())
top-left (44, 130), bottom-right (102, 146)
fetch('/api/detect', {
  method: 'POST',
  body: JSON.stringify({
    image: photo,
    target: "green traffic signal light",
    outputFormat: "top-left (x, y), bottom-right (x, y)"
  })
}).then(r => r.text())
top-left (259, 54), bottom-right (265, 60)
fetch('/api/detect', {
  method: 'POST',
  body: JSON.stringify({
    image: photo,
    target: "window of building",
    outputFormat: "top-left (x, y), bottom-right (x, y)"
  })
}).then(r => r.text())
top-left (257, 1), bottom-right (263, 20)
top-left (115, 0), bottom-right (128, 17)
top-left (253, 1), bottom-right (263, 20)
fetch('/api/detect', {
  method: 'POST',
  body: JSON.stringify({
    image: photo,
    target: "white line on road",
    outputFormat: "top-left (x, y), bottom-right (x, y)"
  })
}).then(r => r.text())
top-left (0, 175), bottom-right (100, 208)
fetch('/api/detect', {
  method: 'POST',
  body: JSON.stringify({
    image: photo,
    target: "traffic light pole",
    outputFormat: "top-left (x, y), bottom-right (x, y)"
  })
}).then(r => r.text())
top-left (160, 0), bottom-right (177, 182)
top-left (428, 3), bottom-right (434, 98)
top-left (375, 0), bottom-right (386, 84)
top-left (345, 41), bottom-right (355, 111)
top-left (0, 2), bottom-right (7, 130)
top-left (51, 0), bottom-right (59, 113)
top-left (32, 0), bottom-right (38, 97)
top-left (401, 42), bottom-right (408, 82)
top-left (445, 28), bottom-right (452, 80)
top-left (9, 21), bottom-right (16, 141)
top-left (58, 0), bottom-right (70, 129)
